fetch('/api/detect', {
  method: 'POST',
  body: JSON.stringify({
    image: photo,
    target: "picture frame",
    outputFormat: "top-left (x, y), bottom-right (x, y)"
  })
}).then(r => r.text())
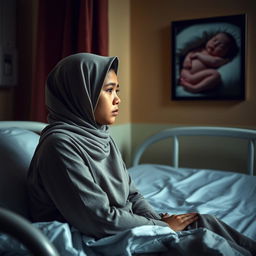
top-left (171, 14), bottom-right (246, 100)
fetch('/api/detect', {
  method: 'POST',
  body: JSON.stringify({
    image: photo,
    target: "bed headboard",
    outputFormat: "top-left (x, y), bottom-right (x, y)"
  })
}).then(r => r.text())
top-left (0, 121), bottom-right (48, 218)
top-left (0, 121), bottom-right (47, 133)
top-left (132, 126), bottom-right (256, 176)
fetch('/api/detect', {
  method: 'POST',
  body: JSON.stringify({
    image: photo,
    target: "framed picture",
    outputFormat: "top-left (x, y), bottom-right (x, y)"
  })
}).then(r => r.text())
top-left (171, 14), bottom-right (246, 100)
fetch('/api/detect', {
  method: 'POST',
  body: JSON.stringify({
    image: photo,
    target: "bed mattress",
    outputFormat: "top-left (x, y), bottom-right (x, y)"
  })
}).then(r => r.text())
top-left (129, 164), bottom-right (256, 240)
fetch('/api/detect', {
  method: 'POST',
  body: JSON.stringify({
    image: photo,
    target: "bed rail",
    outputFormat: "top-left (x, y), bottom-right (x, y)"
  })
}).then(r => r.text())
top-left (0, 207), bottom-right (59, 256)
top-left (132, 126), bottom-right (256, 175)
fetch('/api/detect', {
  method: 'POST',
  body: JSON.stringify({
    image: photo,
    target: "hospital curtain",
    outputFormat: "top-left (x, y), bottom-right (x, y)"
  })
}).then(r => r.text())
top-left (15, 0), bottom-right (108, 122)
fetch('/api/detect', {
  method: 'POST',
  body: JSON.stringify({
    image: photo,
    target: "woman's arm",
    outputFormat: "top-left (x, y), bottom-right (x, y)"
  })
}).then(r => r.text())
top-left (128, 176), bottom-right (164, 220)
top-left (127, 177), bottom-right (198, 231)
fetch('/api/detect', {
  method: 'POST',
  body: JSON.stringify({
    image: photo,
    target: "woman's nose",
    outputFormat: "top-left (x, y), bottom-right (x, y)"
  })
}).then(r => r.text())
top-left (114, 94), bottom-right (121, 105)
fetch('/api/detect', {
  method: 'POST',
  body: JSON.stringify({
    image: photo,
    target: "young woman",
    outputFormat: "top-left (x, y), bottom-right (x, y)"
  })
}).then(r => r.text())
top-left (27, 53), bottom-right (255, 254)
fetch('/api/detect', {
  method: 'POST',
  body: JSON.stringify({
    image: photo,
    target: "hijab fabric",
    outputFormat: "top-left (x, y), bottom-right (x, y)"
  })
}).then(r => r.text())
top-left (41, 53), bottom-right (119, 161)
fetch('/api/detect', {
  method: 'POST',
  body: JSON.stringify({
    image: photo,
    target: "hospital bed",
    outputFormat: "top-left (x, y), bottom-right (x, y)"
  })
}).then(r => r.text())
top-left (0, 121), bottom-right (255, 255)
top-left (129, 126), bottom-right (256, 240)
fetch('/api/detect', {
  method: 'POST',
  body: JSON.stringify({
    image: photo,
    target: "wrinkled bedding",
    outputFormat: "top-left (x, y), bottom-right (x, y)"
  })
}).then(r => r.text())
top-left (129, 164), bottom-right (256, 240)
top-left (0, 222), bottom-right (253, 255)
top-left (0, 164), bottom-right (255, 255)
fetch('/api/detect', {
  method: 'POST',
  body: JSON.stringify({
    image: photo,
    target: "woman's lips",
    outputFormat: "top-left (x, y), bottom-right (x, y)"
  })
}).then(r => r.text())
top-left (112, 109), bottom-right (119, 116)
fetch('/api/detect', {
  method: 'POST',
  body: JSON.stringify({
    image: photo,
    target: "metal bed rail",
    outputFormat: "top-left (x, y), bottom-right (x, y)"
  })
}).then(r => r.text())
top-left (132, 126), bottom-right (256, 176)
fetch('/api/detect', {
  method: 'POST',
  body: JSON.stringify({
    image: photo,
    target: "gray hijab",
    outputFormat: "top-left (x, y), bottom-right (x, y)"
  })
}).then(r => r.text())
top-left (41, 53), bottom-right (119, 160)
top-left (28, 53), bottom-right (164, 237)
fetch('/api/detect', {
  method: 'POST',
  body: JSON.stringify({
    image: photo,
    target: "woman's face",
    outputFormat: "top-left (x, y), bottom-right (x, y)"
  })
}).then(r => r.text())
top-left (94, 70), bottom-right (121, 125)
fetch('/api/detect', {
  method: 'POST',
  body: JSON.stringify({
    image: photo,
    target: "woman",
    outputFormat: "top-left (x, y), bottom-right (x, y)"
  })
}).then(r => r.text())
top-left (27, 53), bottom-right (255, 254)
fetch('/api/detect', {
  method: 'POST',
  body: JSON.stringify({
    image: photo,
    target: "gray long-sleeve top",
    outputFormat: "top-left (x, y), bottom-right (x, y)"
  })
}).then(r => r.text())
top-left (27, 132), bottom-right (168, 239)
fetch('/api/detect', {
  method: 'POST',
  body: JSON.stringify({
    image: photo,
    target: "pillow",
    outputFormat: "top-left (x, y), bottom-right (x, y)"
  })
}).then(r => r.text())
top-left (0, 127), bottom-right (40, 219)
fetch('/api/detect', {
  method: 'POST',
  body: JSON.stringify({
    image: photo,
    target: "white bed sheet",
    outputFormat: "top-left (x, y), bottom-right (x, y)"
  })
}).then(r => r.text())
top-left (129, 164), bottom-right (256, 240)
top-left (0, 164), bottom-right (255, 255)
top-left (0, 221), bottom-right (252, 256)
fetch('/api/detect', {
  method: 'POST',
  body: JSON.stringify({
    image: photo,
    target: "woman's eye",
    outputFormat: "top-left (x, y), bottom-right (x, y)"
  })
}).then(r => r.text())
top-left (104, 86), bottom-right (120, 94)
top-left (106, 88), bottom-right (113, 93)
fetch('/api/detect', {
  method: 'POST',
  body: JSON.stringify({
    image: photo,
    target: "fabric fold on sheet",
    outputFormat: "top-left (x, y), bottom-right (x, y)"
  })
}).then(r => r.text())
top-left (0, 221), bottom-right (253, 256)
top-left (129, 164), bottom-right (256, 241)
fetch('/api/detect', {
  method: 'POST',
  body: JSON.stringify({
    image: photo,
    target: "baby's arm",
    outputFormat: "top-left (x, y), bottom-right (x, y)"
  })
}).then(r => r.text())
top-left (182, 51), bottom-right (195, 69)
top-left (192, 52), bottom-right (229, 68)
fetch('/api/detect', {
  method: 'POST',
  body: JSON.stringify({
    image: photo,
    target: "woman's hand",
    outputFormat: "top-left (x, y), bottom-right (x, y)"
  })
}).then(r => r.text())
top-left (161, 213), bottom-right (198, 231)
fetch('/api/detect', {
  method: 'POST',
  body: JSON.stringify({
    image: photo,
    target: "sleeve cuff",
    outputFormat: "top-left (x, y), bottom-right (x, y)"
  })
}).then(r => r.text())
top-left (151, 219), bottom-right (169, 227)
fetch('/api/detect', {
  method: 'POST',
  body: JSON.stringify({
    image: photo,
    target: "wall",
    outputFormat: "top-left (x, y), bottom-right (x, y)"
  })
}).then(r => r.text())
top-left (108, 0), bottom-right (132, 164)
top-left (130, 0), bottom-right (256, 127)
top-left (0, 0), bottom-right (255, 171)
top-left (0, 89), bottom-right (14, 119)
top-left (109, 0), bottom-right (131, 125)
top-left (0, 0), bottom-right (38, 120)
top-left (0, 0), bottom-right (16, 119)
top-left (1, 1), bottom-right (255, 126)
top-left (126, 0), bottom-right (256, 171)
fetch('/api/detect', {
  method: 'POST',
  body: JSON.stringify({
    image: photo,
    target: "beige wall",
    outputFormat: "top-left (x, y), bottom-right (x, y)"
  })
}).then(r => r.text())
top-left (109, 0), bottom-right (256, 169)
top-left (109, 0), bottom-right (131, 125)
top-left (1, 0), bottom-right (255, 128)
top-left (130, 0), bottom-right (256, 128)
top-left (0, 0), bottom-right (254, 170)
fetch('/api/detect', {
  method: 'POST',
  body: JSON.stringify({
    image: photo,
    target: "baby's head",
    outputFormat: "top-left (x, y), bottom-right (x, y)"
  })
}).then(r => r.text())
top-left (206, 32), bottom-right (238, 59)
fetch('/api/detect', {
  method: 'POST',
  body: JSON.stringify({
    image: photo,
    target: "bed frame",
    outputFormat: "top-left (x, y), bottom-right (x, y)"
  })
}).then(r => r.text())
top-left (132, 126), bottom-right (256, 176)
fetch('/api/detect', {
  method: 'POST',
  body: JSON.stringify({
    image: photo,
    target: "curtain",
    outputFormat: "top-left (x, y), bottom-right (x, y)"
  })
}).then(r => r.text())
top-left (15, 0), bottom-right (108, 122)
